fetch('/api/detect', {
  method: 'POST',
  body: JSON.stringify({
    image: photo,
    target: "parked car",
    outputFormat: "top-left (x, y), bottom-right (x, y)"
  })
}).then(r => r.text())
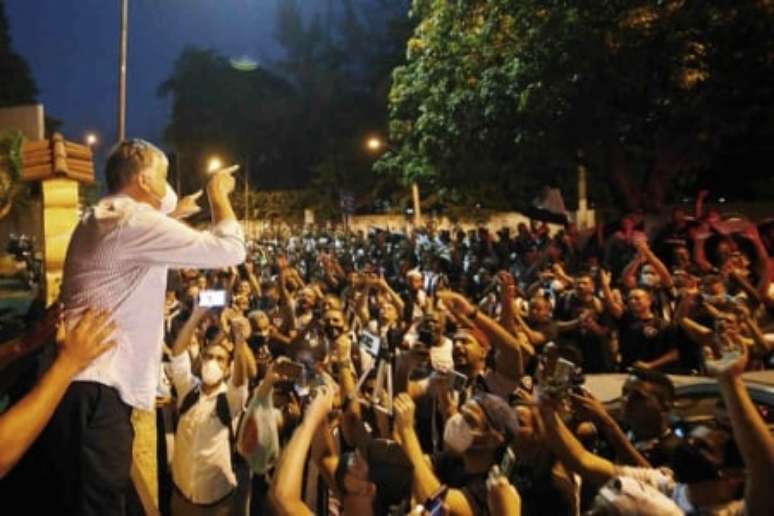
top-left (584, 371), bottom-right (774, 433)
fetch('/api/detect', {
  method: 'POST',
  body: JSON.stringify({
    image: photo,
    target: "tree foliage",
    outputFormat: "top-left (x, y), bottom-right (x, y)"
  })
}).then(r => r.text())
top-left (0, 0), bottom-right (38, 108)
top-left (380, 0), bottom-right (774, 213)
top-left (160, 0), bottom-right (413, 218)
top-left (0, 0), bottom-right (38, 220)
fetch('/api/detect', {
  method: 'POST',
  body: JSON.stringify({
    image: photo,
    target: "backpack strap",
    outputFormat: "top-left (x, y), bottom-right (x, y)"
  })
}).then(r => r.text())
top-left (216, 392), bottom-right (246, 475)
top-left (178, 385), bottom-right (201, 417)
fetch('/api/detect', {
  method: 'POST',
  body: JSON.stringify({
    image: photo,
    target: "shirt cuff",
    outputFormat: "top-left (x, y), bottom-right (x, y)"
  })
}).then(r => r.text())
top-left (212, 219), bottom-right (244, 239)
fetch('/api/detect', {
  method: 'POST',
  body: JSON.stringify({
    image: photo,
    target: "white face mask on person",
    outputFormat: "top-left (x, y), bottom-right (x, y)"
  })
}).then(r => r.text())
top-left (201, 359), bottom-right (224, 386)
top-left (144, 172), bottom-right (178, 214)
top-left (444, 413), bottom-right (474, 454)
top-left (156, 181), bottom-right (178, 214)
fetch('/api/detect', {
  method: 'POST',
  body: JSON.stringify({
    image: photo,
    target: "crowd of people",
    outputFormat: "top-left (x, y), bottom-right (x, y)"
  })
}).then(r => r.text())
top-left (0, 139), bottom-right (773, 516)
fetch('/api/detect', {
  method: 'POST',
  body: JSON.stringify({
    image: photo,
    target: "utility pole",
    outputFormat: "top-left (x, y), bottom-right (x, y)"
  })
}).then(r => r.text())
top-left (118, 0), bottom-right (128, 142)
top-left (244, 156), bottom-right (249, 237)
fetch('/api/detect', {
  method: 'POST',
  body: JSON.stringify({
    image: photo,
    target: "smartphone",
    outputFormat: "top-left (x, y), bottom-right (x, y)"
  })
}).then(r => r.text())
top-left (447, 370), bottom-right (468, 391)
top-left (275, 360), bottom-right (305, 381)
top-left (499, 447), bottom-right (516, 478)
top-left (359, 331), bottom-right (382, 357)
top-left (423, 485), bottom-right (449, 516)
top-left (198, 289), bottom-right (227, 308)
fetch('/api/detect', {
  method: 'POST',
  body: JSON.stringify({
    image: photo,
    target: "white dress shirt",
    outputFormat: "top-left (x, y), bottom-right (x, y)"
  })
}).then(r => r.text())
top-left (168, 352), bottom-right (247, 504)
top-left (60, 194), bottom-right (246, 410)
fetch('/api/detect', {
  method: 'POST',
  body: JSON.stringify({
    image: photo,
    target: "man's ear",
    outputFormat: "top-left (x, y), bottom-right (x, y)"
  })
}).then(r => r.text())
top-left (136, 168), bottom-right (153, 193)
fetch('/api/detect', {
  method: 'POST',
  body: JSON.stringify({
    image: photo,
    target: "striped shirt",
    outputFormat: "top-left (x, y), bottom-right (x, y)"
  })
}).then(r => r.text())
top-left (60, 194), bottom-right (245, 410)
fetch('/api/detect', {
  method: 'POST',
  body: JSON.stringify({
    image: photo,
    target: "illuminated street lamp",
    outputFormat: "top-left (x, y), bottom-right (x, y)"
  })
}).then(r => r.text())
top-left (85, 133), bottom-right (98, 148)
top-left (207, 157), bottom-right (223, 173)
top-left (366, 137), bottom-right (383, 152)
top-left (365, 136), bottom-right (422, 227)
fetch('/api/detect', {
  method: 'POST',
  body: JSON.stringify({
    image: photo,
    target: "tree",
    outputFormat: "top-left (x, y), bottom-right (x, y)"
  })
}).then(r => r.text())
top-left (160, 1), bottom-right (413, 219)
top-left (0, 0), bottom-right (39, 220)
top-left (380, 1), bottom-right (774, 213)
top-left (158, 47), bottom-right (299, 196)
top-left (0, 0), bottom-right (38, 108)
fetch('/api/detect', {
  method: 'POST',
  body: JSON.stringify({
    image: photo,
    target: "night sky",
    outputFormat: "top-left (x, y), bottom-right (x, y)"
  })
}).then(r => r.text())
top-left (6, 0), bottom-right (322, 156)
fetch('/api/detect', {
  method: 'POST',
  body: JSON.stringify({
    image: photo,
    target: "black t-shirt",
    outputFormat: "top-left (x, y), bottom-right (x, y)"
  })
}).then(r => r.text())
top-left (432, 452), bottom-right (489, 516)
top-left (617, 312), bottom-right (674, 369)
top-left (555, 293), bottom-right (614, 373)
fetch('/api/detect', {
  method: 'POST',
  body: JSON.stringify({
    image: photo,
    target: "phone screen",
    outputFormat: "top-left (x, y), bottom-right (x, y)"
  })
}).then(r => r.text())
top-left (198, 290), bottom-right (227, 308)
top-left (359, 331), bottom-right (381, 357)
top-left (499, 447), bottom-right (516, 478)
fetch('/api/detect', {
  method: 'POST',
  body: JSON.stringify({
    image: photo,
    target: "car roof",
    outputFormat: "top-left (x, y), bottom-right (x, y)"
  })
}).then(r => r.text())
top-left (584, 371), bottom-right (774, 406)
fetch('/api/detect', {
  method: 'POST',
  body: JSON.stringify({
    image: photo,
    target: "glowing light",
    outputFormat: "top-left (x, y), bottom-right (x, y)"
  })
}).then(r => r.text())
top-left (85, 133), bottom-right (98, 146)
top-left (208, 157), bottom-right (223, 173)
top-left (229, 56), bottom-right (259, 71)
top-left (366, 137), bottom-right (383, 152)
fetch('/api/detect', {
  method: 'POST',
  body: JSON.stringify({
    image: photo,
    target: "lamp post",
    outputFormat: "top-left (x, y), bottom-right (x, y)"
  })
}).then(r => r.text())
top-left (118, 0), bottom-right (128, 142)
top-left (365, 136), bottom-right (422, 227)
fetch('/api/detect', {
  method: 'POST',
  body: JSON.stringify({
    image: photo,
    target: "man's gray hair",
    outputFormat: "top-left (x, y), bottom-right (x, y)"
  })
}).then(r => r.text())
top-left (105, 139), bottom-right (168, 193)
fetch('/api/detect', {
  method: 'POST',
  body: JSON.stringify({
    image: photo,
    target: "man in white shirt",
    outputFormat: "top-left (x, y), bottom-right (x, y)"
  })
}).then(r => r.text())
top-left (41, 139), bottom-right (246, 515)
top-left (168, 308), bottom-right (249, 515)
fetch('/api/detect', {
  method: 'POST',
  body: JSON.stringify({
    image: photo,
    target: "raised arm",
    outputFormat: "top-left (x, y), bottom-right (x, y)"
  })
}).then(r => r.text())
top-left (393, 394), bottom-right (475, 516)
top-left (438, 290), bottom-right (527, 378)
top-left (171, 306), bottom-right (209, 357)
top-left (270, 386), bottom-right (334, 516)
top-left (230, 317), bottom-right (250, 388)
top-left (707, 346), bottom-right (774, 516)
top-left (570, 391), bottom-right (651, 468)
top-left (374, 276), bottom-right (405, 314)
top-left (0, 309), bottom-right (116, 478)
top-left (538, 398), bottom-right (616, 487)
top-left (600, 270), bottom-right (625, 320)
top-left (636, 241), bottom-right (674, 289)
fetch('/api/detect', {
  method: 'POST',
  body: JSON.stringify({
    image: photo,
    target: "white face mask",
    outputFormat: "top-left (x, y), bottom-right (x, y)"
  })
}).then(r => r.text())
top-left (157, 181), bottom-right (178, 215)
top-left (443, 413), bottom-right (474, 454)
top-left (550, 279), bottom-right (565, 292)
top-left (201, 358), bottom-right (224, 386)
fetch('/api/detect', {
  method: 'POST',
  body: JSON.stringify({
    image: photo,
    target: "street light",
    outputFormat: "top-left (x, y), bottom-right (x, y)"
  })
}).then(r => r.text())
top-left (207, 157), bottom-right (223, 174)
top-left (85, 133), bottom-right (98, 148)
top-left (366, 137), bottom-right (383, 152)
top-left (118, 0), bottom-right (128, 142)
top-left (364, 136), bottom-right (422, 228)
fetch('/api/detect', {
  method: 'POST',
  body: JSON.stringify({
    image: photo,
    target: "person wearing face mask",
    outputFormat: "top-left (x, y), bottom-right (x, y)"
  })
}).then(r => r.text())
top-left (394, 392), bottom-right (519, 516)
top-left (43, 139), bottom-right (246, 515)
top-left (621, 239), bottom-right (677, 322)
top-left (168, 307), bottom-right (249, 515)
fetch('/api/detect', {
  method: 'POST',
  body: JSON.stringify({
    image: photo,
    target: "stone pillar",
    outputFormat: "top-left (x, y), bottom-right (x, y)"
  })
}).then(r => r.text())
top-left (21, 133), bottom-right (94, 305)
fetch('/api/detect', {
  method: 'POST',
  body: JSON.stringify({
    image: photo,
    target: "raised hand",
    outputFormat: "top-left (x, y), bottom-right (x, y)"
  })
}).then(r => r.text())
top-left (703, 341), bottom-right (748, 379)
top-left (569, 389), bottom-right (611, 424)
top-left (393, 393), bottom-right (416, 434)
top-left (170, 190), bottom-right (203, 220)
top-left (306, 385), bottom-right (335, 426)
top-left (599, 269), bottom-right (612, 289)
top-left (207, 164), bottom-right (239, 198)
